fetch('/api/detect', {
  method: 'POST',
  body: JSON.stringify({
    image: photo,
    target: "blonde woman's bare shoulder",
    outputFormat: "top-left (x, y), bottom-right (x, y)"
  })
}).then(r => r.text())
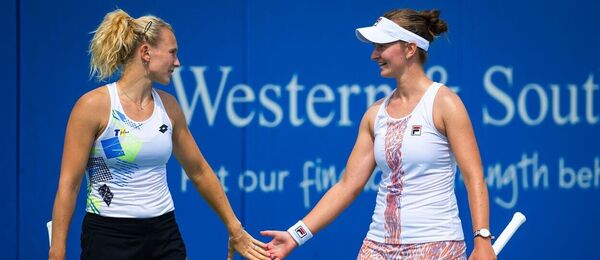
top-left (154, 89), bottom-right (185, 126)
top-left (74, 85), bottom-right (110, 112)
top-left (154, 89), bottom-right (182, 115)
top-left (64, 85), bottom-right (112, 132)
top-left (154, 89), bottom-right (178, 107)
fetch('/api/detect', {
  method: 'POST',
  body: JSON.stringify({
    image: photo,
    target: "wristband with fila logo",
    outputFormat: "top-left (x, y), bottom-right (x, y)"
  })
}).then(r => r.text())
top-left (287, 220), bottom-right (313, 246)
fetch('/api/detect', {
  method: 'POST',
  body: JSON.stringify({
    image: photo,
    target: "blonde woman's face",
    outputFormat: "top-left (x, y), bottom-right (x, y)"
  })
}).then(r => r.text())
top-left (147, 29), bottom-right (180, 85)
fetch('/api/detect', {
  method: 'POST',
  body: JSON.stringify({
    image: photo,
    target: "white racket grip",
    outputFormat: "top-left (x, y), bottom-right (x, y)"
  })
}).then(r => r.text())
top-left (47, 221), bottom-right (52, 246)
top-left (492, 212), bottom-right (526, 255)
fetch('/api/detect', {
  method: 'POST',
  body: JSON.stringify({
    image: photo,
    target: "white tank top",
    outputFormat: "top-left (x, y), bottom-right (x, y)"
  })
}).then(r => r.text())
top-left (366, 82), bottom-right (464, 244)
top-left (85, 83), bottom-right (175, 218)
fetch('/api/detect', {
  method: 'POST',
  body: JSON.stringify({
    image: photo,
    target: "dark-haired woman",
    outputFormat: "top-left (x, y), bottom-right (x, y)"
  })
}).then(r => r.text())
top-left (261, 9), bottom-right (496, 260)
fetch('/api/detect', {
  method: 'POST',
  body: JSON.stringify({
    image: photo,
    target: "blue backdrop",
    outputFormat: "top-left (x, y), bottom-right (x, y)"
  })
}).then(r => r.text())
top-left (4, 0), bottom-right (600, 259)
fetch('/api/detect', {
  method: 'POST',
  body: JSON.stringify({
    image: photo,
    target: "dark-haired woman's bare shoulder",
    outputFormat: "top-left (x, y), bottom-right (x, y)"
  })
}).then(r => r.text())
top-left (371, 97), bottom-right (385, 108)
top-left (365, 97), bottom-right (385, 119)
top-left (360, 98), bottom-right (385, 135)
top-left (433, 85), bottom-right (468, 135)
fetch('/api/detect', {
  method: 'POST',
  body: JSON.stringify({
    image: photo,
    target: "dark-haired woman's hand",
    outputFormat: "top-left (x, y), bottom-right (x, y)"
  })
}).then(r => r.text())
top-left (260, 230), bottom-right (298, 260)
top-left (469, 237), bottom-right (497, 260)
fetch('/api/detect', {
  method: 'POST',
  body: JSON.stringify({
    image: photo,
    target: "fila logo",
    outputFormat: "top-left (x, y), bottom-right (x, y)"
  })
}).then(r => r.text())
top-left (411, 125), bottom-right (422, 136)
top-left (295, 226), bottom-right (307, 238)
top-left (374, 17), bottom-right (382, 26)
top-left (159, 124), bottom-right (168, 133)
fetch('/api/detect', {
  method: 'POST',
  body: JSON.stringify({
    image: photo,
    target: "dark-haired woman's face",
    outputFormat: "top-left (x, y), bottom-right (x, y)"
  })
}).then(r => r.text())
top-left (147, 29), bottom-right (180, 85)
top-left (370, 41), bottom-right (409, 78)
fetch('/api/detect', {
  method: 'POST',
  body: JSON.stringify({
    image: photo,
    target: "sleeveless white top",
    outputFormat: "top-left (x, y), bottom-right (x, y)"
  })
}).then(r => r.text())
top-left (366, 82), bottom-right (464, 244)
top-left (85, 83), bottom-right (175, 218)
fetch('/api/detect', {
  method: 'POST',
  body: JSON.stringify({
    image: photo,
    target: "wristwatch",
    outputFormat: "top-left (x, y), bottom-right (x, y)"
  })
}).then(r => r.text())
top-left (473, 228), bottom-right (495, 239)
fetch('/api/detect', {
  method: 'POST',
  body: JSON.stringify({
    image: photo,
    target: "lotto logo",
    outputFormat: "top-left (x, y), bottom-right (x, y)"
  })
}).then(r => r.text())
top-left (159, 124), bottom-right (169, 133)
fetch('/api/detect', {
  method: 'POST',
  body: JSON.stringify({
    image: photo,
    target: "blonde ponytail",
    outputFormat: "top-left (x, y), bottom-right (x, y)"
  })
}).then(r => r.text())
top-left (88, 9), bottom-right (172, 81)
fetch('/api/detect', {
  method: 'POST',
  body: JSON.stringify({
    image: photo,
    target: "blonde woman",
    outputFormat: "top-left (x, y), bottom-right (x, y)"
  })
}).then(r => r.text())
top-left (49, 9), bottom-right (269, 260)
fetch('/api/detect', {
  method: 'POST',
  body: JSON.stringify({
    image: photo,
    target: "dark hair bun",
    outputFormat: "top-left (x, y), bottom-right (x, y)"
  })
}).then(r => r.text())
top-left (420, 9), bottom-right (448, 36)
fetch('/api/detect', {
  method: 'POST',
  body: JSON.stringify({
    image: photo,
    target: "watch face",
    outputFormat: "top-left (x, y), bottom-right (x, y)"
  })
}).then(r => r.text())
top-left (479, 229), bottom-right (490, 237)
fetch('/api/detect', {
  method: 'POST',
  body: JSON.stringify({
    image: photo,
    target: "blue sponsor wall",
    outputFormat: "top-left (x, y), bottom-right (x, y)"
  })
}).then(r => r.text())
top-left (6, 0), bottom-right (599, 259)
top-left (2, 0), bottom-right (17, 259)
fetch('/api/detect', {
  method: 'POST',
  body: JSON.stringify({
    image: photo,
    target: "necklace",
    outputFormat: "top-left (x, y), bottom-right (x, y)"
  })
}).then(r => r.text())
top-left (121, 88), bottom-right (149, 111)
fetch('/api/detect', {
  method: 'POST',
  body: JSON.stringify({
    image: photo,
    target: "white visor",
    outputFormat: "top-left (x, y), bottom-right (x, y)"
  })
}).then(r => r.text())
top-left (356, 17), bottom-right (430, 51)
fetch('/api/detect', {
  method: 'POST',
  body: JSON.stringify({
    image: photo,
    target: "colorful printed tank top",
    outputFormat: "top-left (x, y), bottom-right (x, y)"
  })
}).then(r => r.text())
top-left (85, 83), bottom-right (174, 218)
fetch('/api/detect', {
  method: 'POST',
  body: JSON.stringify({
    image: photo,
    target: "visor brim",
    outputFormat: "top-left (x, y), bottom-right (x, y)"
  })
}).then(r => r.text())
top-left (355, 26), bottom-right (399, 44)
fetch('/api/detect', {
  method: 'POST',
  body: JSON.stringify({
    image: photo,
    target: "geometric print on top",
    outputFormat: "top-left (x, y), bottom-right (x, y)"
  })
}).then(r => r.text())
top-left (86, 157), bottom-right (113, 183)
top-left (85, 158), bottom-right (138, 197)
top-left (117, 136), bottom-right (143, 163)
top-left (100, 135), bottom-right (143, 163)
top-left (86, 183), bottom-right (101, 214)
top-left (111, 158), bottom-right (138, 187)
top-left (96, 136), bottom-right (141, 187)
top-left (112, 109), bottom-right (144, 129)
top-left (101, 137), bottom-right (125, 159)
top-left (98, 184), bottom-right (113, 206)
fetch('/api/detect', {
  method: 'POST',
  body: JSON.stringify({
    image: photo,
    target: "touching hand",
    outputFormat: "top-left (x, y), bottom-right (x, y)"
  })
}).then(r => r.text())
top-left (260, 230), bottom-right (298, 260)
top-left (227, 228), bottom-right (270, 260)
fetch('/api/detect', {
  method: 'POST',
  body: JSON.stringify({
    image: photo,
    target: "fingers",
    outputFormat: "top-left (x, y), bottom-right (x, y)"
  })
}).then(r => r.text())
top-left (243, 232), bottom-right (269, 256)
top-left (254, 243), bottom-right (270, 257)
top-left (247, 243), bottom-right (270, 259)
top-left (268, 250), bottom-right (284, 260)
top-left (230, 231), bottom-right (271, 260)
top-left (267, 251), bottom-right (283, 260)
top-left (245, 244), bottom-right (271, 260)
top-left (238, 244), bottom-right (270, 260)
top-left (248, 237), bottom-right (270, 259)
top-left (252, 237), bottom-right (267, 248)
top-left (260, 230), bottom-right (278, 237)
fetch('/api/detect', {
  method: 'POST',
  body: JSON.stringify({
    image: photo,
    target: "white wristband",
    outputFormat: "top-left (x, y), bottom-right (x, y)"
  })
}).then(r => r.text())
top-left (287, 220), bottom-right (313, 246)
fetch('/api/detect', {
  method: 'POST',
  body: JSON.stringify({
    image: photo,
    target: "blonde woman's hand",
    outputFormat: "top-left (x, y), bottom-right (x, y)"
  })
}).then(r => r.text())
top-left (227, 228), bottom-right (270, 260)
